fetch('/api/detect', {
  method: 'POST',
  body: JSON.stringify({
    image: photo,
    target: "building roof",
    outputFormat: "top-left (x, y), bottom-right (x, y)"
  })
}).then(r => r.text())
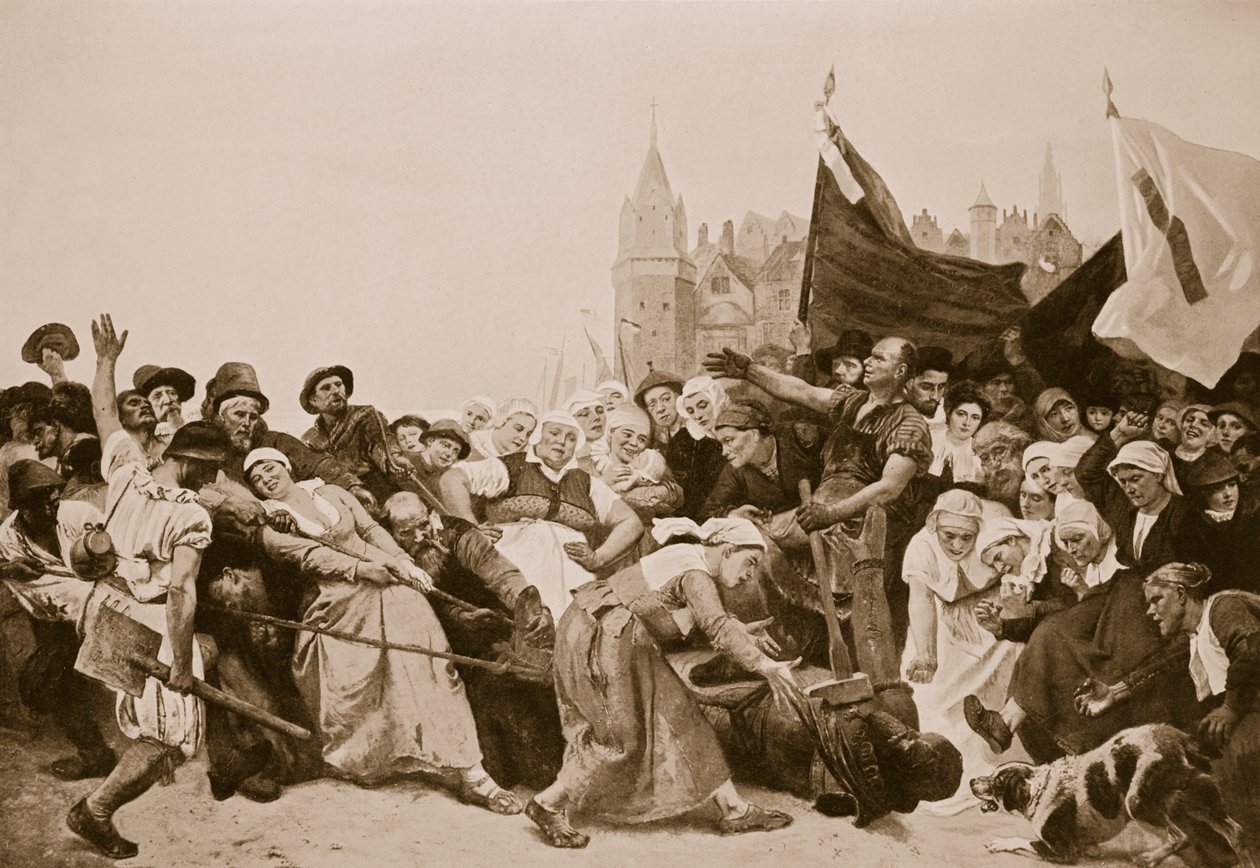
top-left (718, 252), bottom-right (762, 289)
top-left (756, 239), bottom-right (807, 283)
top-left (970, 181), bottom-right (996, 210)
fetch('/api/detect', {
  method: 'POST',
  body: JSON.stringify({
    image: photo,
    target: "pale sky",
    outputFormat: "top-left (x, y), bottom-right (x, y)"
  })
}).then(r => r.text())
top-left (3, 0), bottom-right (1259, 433)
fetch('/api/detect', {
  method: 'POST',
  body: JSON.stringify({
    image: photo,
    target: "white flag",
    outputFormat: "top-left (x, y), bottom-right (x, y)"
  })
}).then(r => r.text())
top-left (1092, 117), bottom-right (1260, 387)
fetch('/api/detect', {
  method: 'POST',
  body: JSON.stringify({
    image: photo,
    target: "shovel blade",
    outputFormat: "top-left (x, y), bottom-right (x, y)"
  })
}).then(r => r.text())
top-left (75, 604), bottom-right (162, 698)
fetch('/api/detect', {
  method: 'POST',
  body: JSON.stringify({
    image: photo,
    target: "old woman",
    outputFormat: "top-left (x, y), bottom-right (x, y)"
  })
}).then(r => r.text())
top-left (242, 448), bottom-right (521, 812)
top-left (900, 490), bottom-right (1023, 813)
top-left (525, 517), bottom-right (799, 848)
top-left (595, 404), bottom-right (683, 539)
top-left (440, 411), bottom-right (642, 618)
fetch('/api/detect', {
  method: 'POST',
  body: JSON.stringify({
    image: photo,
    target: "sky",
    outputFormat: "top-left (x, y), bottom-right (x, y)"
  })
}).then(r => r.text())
top-left (2, 0), bottom-right (1259, 433)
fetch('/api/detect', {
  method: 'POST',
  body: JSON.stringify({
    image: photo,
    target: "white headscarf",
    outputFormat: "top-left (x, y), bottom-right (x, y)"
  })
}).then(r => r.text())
top-left (460, 395), bottom-right (496, 419)
top-left (1052, 435), bottom-right (1096, 470)
top-left (527, 411), bottom-right (586, 478)
top-left (564, 390), bottom-right (604, 415)
top-left (597, 379), bottom-right (630, 404)
top-left (1023, 441), bottom-right (1058, 471)
top-left (676, 376), bottom-right (729, 440)
top-left (1107, 440), bottom-right (1183, 496)
top-left (650, 516), bottom-right (766, 549)
top-left (243, 447), bottom-right (291, 476)
top-left (492, 396), bottom-right (538, 429)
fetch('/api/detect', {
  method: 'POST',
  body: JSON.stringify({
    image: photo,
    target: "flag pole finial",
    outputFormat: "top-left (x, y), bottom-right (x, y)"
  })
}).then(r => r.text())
top-left (823, 66), bottom-right (836, 103)
top-left (649, 96), bottom-right (659, 146)
top-left (1102, 68), bottom-right (1120, 119)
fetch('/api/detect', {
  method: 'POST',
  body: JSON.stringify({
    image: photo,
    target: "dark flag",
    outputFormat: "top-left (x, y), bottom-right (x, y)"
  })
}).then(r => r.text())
top-left (799, 99), bottom-right (1029, 359)
top-left (1021, 232), bottom-right (1126, 392)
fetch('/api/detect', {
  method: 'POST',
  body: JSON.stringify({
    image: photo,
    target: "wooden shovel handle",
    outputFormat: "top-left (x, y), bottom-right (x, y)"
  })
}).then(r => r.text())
top-left (137, 658), bottom-right (313, 741)
top-left (797, 481), bottom-right (854, 679)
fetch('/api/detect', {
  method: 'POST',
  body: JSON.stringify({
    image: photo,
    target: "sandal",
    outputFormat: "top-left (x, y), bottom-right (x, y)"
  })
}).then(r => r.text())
top-left (717, 803), bottom-right (793, 835)
top-left (458, 775), bottom-right (524, 815)
top-left (525, 798), bottom-right (589, 849)
top-left (964, 694), bottom-right (1013, 754)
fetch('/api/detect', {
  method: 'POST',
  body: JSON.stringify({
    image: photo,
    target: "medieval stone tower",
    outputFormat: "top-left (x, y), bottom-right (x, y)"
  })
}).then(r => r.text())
top-left (612, 106), bottom-right (697, 380)
top-left (969, 181), bottom-right (998, 264)
top-left (1037, 143), bottom-right (1065, 223)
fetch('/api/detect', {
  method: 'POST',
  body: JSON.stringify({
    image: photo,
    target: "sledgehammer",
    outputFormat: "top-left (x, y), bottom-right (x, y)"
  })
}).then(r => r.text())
top-left (76, 604), bottom-right (313, 741)
top-left (797, 481), bottom-right (874, 707)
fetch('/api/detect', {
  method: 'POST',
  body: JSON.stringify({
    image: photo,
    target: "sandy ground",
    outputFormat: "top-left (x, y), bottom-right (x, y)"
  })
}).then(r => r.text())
top-left (0, 716), bottom-right (1187, 868)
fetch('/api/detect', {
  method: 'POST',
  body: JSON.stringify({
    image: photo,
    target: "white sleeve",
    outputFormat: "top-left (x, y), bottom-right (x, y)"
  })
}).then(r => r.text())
top-left (456, 458), bottom-right (510, 498)
top-left (589, 476), bottom-right (623, 525)
top-left (100, 430), bottom-right (147, 483)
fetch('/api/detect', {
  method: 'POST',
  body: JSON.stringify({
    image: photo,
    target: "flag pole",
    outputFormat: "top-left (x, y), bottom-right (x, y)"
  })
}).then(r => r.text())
top-left (797, 158), bottom-right (827, 324)
top-left (1102, 68), bottom-right (1120, 119)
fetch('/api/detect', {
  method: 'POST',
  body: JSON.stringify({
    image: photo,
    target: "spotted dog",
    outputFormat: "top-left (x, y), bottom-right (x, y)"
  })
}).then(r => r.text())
top-left (969, 724), bottom-right (1241, 867)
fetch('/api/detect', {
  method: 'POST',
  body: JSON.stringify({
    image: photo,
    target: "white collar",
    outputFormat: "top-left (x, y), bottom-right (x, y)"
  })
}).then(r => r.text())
top-left (525, 447), bottom-right (578, 483)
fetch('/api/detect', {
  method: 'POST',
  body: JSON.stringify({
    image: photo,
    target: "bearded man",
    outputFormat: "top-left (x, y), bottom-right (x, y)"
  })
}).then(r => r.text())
top-left (972, 421), bottom-right (1032, 514)
top-left (206, 362), bottom-right (367, 504)
top-left (299, 365), bottom-right (413, 509)
top-left (132, 365), bottom-right (195, 451)
top-left (29, 403), bottom-right (101, 496)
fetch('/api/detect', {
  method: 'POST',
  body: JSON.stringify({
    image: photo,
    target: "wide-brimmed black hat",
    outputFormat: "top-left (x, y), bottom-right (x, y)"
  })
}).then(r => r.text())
top-left (208, 362), bottom-right (270, 415)
top-left (164, 421), bottom-right (231, 464)
top-left (1185, 450), bottom-right (1240, 489)
top-left (815, 329), bottom-right (874, 373)
top-left (21, 323), bottom-right (79, 364)
top-left (419, 418), bottom-right (471, 460)
top-left (8, 459), bottom-right (66, 507)
top-left (133, 365), bottom-right (196, 403)
top-left (633, 369), bottom-right (684, 408)
top-left (300, 365), bottom-right (354, 415)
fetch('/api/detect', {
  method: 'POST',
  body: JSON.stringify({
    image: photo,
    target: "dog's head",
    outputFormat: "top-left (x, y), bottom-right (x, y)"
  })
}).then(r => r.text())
top-left (970, 763), bottom-right (1035, 814)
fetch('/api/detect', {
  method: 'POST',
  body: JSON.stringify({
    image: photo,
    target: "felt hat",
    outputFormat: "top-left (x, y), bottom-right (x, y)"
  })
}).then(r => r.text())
top-left (1209, 401), bottom-right (1258, 432)
top-left (21, 323), bottom-right (79, 364)
top-left (1184, 450), bottom-right (1240, 489)
top-left (714, 401), bottom-right (773, 432)
top-left (633, 369), bottom-right (685, 408)
top-left (164, 421), bottom-right (231, 464)
top-left (419, 418), bottom-right (471, 460)
top-left (300, 365), bottom-right (354, 415)
top-left (8, 459), bottom-right (66, 507)
top-left (132, 365), bottom-right (196, 403)
top-left (208, 362), bottom-right (270, 415)
top-left (815, 329), bottom-right (874, 373)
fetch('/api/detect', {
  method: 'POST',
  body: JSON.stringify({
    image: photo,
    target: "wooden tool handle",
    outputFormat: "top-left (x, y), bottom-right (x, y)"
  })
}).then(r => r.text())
top-left (139, 658), bottom-right (313, 741)
top-left (394, 576), bottom-right (514, 627)
top-left (797, 481), bottom-right (854, 679)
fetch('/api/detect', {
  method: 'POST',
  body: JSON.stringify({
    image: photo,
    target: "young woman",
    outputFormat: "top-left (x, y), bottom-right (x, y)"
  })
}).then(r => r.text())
top-left (1171, 404), bottom-right (1218, 489)
top-left (1211, 402), bottom-right (1257, 455)
top-left (1032, 387), bottom-right (1088, 443)
top-left (1018, 477), bottom-right (1054, 521)
top-left (243, 448), bottom-right (520, 813)
top-left (665, 376), bottom-right (730, 519)
top-left (930, 382), bottom-right (989, 483)
top-left (1181, 450), bottom-right (1260, 594)
top-left (1150, 399), bottom-right (1185, 447)
top-left (900, 490), bottom-right (1023, 813)
top-left (525, 517), bottom-right (799, 848)
top-left (467, 397), bottom-right (537, 460)
top-left (1022, 442), bottom-right (1058, 493)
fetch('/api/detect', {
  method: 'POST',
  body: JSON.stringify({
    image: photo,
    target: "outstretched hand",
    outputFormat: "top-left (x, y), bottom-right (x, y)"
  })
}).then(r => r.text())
top-left (90, 314), bottom-right (127, 363)
top-left (1073, 678), bottom-right (1117, 718)
top-left (702, 348), bottom-right (752, 380)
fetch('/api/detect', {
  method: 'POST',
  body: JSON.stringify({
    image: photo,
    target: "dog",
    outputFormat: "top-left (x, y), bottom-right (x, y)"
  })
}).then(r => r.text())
top-left (969, 724), bottom-right (1242, 867)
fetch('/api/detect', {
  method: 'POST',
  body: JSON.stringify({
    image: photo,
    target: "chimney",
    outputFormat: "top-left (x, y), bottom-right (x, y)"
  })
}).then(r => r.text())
top-left (719, 220), bottom-right (734, 254)
top-left (697, 223), bottom-right (709, 248)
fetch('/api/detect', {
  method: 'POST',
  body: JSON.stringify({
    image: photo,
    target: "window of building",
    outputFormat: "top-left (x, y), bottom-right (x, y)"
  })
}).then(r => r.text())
top-left (777, 286), bottom-right (791, 311)
top-left (712, 276), bottom-right (730, 295)
top-left (663, 302), bottom-right (671, 311)
top-left (639, 301), bottom-right (645, 311)
top-left (651, 329), bottom-right (658, 337)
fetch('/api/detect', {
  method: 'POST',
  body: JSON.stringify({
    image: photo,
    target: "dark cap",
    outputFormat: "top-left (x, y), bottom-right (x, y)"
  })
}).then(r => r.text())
top-left (133, 366), bottom-right (196, 403)
top-left (634, 369), bottom-right (685, 408)
top-left (714, 401), bottom-right (772, 432)
top-left (164, 421), bottom-right (231, 464)
top-left (8, 459), bottom-right (66, 507)
top-left (21, 323), bottom-right (79, 365)
top-left (1209, 401), bottom-right (1258, 432)
top-left (816, 329), bottom-right (874, 373)
top-left (916, 346), bottom-right (954, 376)
top-left (1185, 450), bottom-right (1240, 489)
top-left (208, 362), bottom-right (270, 415)
top-left (300, 365), bottom-right (354, 415)
top-left (419, 418), bottom-right (471, 460)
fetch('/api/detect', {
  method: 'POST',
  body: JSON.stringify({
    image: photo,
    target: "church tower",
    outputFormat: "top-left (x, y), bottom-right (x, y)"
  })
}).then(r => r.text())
top-left (969, 181), bottom-right (997, 263)
top-left (1037, 143), bottom-right (1065, 223)
top-left (612, 102), bottom-right (696, 379)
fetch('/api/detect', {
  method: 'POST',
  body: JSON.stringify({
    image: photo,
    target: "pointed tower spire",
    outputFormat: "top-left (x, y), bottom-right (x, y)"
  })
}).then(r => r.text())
top-left (649, 96), bottom-right (658, 148)
top-left (1038, 143), bottom-right (1065, 220)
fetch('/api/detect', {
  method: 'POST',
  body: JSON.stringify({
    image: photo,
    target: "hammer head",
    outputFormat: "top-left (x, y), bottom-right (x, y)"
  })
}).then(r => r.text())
top-left (805, 672), bottom-right (874, 707)
top-left (75, 604), bottom-right (162, 698)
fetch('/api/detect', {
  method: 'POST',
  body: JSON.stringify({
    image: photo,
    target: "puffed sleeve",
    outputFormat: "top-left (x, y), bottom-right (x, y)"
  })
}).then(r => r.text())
top-left (589, 476), bottom-right (624, 525)
top-left (678, 569), bottom-right (766, 673)
top-left (456, 459), bottom-right (510, 498)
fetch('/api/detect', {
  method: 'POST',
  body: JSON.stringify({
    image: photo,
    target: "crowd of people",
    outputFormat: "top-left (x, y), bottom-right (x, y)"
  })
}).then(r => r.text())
top-left (1, 312), bottom-right (1259, 858)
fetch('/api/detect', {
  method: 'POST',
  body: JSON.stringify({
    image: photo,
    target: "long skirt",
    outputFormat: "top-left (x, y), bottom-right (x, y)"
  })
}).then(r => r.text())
top-left (902, 587), bottom-right (1026, 813)
top-left (1009, 571), bottom-right (1200, 755)
top-left (293, 581), bottom-right (481, 783)
top-left (553, 603), bottom-right (730, 823)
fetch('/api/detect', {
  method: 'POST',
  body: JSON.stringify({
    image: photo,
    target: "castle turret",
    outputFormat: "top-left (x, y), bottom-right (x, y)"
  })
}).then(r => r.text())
top-left (969, 181), bottom-right (998, 263)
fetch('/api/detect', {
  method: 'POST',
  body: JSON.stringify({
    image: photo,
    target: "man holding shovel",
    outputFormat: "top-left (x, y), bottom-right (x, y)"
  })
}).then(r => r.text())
top-left (60, 314), bottom-right (256, 859)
